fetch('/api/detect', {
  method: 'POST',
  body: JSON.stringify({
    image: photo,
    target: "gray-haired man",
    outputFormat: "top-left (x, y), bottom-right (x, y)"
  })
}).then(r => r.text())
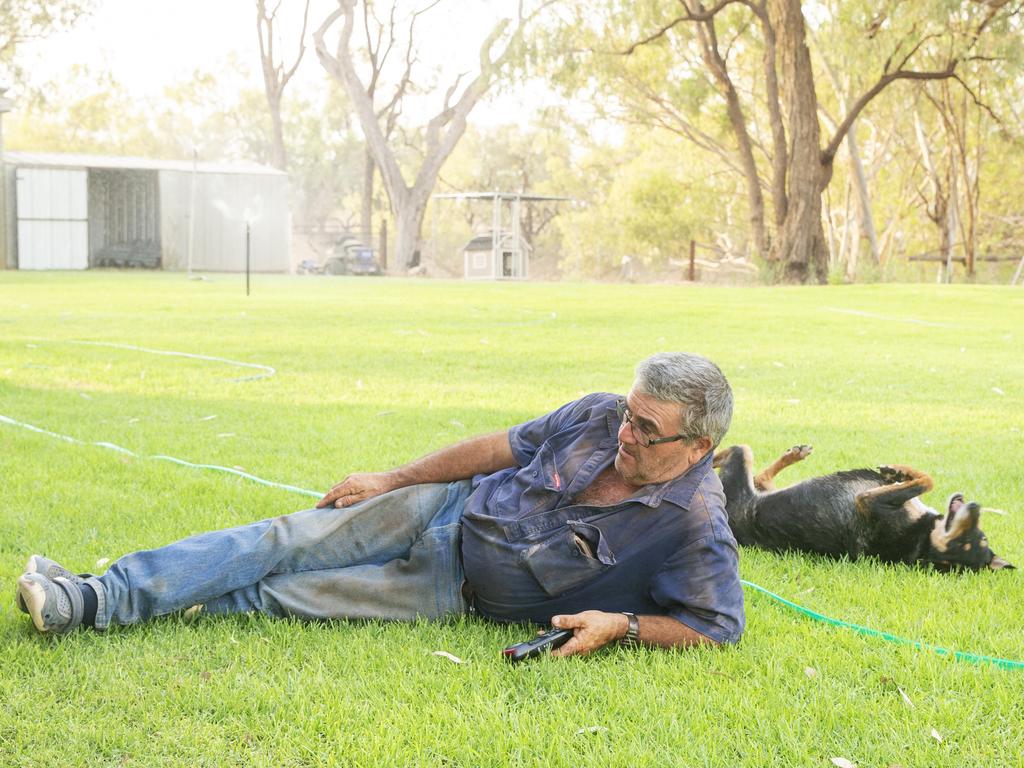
top-left (18, 352), bottom-right (744, 655)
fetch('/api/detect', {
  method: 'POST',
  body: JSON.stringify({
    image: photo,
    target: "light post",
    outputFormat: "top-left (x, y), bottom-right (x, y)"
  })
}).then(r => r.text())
top-left (0, 88), bottom-right (13, 270)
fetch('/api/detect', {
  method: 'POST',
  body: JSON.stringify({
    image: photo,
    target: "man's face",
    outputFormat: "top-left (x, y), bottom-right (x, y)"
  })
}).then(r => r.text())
top-left (614, 389), bottom-right (711, 487)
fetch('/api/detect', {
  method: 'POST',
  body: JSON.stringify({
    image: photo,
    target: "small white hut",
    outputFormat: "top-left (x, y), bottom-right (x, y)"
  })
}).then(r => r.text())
top-left (434, 192), bottom-right (572, 280)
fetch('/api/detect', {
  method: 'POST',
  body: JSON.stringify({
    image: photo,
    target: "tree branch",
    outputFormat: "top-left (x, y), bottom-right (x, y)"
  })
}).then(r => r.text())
top-left (824, 64), bottom-right (959, 163)
top-left (620, 0), bottom-right (742, 55)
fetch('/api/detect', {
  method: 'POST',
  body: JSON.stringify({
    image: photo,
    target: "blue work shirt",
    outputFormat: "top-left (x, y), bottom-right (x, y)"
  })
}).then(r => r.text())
top-left (460, 392), bottom-right (745, 644)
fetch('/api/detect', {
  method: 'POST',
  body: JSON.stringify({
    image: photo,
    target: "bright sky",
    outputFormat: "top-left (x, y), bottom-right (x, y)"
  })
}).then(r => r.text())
top-left (17, 0), bottom-right (566, 128)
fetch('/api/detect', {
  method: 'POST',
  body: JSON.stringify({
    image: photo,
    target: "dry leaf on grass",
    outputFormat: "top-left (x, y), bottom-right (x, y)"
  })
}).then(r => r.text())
top-left (931, 728), bottom-right (943, 743)
top-left (897, 687), bottom-right (915, 708)
top-left (575, 726), bottom-right (609, 735)
top-left (830, 758), bottom-right (856, 768)
top-left (804, 667), bottom-right (817, 678)
top-left (95, 557), bottom-right (110, 568)
top-left (431, 651), bottom-right (465, 664)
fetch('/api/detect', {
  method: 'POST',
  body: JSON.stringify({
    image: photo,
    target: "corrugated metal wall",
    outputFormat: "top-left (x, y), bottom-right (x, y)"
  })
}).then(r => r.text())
top-left (15, 168), bottom-right (89, 269)
top-left (159, 170), bottom-right (290, 272)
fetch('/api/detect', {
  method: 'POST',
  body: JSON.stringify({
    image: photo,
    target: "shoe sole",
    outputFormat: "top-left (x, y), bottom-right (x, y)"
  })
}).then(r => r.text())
top-left (17, 557), bottom-right (86, 614)
top-left (15, 556), bottom-right (41, 614)
top-left (17, 575), bottom-right (51, 633)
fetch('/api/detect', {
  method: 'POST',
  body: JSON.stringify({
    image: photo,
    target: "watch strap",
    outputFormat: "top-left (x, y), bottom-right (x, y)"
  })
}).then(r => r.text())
top-left (620, 612), bottom-right (640, 646)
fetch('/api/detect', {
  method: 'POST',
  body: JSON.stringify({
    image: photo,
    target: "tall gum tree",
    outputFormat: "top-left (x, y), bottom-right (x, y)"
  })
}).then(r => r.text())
top-left (574, 0), bottom-right (1016, 283)
top-left (315, 0), bottom-right (547, 269)
top-left (255, 0), bottom-right (311, 171)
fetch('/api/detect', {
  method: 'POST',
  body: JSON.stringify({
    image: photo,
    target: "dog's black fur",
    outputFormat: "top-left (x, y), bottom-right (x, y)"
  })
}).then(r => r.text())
top-left (714, 444), bottom-right (1013, 571)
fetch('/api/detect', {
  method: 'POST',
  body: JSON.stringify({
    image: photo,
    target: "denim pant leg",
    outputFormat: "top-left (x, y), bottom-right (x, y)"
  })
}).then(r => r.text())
top-left (94, 480), bottom-right (470, 628)
top-left (203, 515), bottom-right (466, 621)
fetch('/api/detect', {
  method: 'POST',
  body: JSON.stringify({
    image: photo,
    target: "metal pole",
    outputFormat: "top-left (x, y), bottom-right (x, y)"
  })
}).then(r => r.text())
top-left (187, 147), bottom-right (197, 277)
top-left (492, 193), bottom-right (500, 279)
top-left (689, 240), bottom-right (696, 281)
top-left (246, 221), bottom-right (251, 296)
top-left (0, 91), bottom-right (12, 270)
top-left (1012, 254), bottom-right (1024, 287)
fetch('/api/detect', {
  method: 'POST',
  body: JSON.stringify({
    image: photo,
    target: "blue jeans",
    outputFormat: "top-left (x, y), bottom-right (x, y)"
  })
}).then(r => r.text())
top-left (86, 480), bottom-right (473, 629)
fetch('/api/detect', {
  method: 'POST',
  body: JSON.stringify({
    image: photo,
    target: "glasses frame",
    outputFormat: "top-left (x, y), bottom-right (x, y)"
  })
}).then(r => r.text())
top-left (616, 399), bottom-right (687, 448)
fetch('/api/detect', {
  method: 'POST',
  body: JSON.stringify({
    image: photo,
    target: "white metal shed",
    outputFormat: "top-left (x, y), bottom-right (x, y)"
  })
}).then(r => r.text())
top-left (2, 152), bottom-right (290, 272)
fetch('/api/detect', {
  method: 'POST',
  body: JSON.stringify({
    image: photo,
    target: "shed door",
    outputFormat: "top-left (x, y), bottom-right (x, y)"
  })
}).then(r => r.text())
top-left (16, 168), bottom-right (89, 269)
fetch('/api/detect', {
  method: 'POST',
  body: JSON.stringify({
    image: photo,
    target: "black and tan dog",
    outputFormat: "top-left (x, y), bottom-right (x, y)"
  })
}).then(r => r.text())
top-left (713, 444), bottom-right (1013, 571)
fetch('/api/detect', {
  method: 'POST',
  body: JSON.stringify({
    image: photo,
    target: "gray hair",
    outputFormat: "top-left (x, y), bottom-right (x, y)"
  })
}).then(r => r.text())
top-left (634, 352), bottom-right (733, 448)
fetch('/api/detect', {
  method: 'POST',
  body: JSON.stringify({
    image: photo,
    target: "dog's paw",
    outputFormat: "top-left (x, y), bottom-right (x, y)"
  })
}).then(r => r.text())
top-left (878, 465), bottom-right (912, 484)
top-left (785, 444), bottom-right (813, 461)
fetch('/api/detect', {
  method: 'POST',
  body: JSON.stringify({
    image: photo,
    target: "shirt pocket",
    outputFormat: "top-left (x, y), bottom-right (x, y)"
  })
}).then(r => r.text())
top-left (515, 443), bottom-right (564, 516)
top-left (520, 520), bottom-right (617, 597)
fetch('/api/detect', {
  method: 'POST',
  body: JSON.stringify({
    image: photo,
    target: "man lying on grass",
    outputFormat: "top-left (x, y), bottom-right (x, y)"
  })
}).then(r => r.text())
top-left (17, 352), bottom-right (744, 654)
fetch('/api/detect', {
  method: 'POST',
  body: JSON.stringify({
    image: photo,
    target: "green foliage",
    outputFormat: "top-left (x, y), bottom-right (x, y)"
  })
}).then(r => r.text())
top-left (0, 0), bottom-right (94, 83)
top-left (1, 273), bottom-right (1023, 766)
top-left (534, 0), bottom-right (1024, 282)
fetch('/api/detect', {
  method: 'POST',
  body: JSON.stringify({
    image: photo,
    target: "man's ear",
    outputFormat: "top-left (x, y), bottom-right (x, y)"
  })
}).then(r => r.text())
top-left (690, 437), bottom-right (713, 461)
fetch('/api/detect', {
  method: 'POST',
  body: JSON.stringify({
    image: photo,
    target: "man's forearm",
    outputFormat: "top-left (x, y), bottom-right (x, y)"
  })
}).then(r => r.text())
top-left (550, 610), bottom-right (718, 656)
top-left (318, 429), bottom-right (517, 508)
top-left (387, 429), bottom-right (516, 488)
top-left (627, 614), bottom-right (719, 649)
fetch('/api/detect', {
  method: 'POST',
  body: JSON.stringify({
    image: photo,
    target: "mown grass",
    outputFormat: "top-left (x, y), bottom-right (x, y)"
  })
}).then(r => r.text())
top-left (1, 271), bottom-right (1022, 767)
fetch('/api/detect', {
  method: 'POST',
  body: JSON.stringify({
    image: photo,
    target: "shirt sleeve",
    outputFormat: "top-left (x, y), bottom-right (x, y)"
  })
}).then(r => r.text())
top-left (507, 392), bottom-right (616, 467)
top-left (648, 527), bottom-right (746, 645)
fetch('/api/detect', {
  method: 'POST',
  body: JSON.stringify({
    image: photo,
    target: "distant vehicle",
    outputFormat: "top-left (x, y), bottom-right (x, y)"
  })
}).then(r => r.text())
top-left (323, 236), bottom-right (383, 276)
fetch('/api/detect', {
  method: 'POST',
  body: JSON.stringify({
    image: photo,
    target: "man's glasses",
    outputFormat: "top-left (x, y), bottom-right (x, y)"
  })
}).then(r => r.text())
top-left (616, 399), bottom-right (687, 448)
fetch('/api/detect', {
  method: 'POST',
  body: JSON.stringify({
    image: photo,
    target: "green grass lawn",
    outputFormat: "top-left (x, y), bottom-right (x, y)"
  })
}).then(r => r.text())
top-left (1, 271), bottom-right (1022, 767)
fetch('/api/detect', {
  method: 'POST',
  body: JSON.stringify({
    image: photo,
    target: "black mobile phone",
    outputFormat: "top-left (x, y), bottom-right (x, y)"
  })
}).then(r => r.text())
top-left (502, 628), bottom-right (574, 663)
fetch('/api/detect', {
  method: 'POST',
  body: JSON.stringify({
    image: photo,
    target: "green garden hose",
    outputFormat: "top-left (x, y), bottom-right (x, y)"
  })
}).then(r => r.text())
top-left (741, 579), bottom-right (1024, 670)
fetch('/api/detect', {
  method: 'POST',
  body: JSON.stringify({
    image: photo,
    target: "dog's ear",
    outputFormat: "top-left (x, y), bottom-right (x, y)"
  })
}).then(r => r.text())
top-left (945, 500), bottom-right (980, 540)
top-left (989, 555), bottom-right (1015, 571)
top-left (712, 447), bottom-right (733, 469)
top-left (945, 493), bottom-right (965, 530)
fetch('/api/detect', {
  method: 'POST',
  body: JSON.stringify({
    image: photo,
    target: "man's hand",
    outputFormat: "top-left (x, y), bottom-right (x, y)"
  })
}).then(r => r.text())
top-left (316, 472), bottom-right (397, 508)
top-left (548, 611), bottom-right (627, 657)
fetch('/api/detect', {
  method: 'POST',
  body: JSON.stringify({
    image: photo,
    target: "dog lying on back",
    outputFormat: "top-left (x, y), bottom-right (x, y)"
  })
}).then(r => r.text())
top-left (713, 444), bottom-right (1013, 571)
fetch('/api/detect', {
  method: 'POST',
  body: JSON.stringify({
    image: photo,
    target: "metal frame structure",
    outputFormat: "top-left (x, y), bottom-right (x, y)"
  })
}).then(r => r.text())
top-left (433, 191), bottom-right (573, 280)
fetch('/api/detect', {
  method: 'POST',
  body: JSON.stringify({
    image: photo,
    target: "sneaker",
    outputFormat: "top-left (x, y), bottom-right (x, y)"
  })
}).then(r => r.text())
top-left (16, 556), bottom-right (88, 614)
top-left (16, 573), bottom-right (84, 634)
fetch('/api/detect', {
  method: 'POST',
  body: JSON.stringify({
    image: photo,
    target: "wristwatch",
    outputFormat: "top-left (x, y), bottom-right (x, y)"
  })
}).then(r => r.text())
top-left (620, 612), bottom-right (640, 646)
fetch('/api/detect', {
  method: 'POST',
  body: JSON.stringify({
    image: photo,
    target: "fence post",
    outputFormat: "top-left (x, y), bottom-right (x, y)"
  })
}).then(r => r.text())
top-left (379, 218), bottom-right (388, 273)
top-left (689, 240), bottom-right (696, 281)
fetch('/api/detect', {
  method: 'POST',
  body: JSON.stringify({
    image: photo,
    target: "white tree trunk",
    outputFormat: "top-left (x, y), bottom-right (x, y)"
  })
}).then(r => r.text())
top-left (315, 1), bottom-right (522, 269)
